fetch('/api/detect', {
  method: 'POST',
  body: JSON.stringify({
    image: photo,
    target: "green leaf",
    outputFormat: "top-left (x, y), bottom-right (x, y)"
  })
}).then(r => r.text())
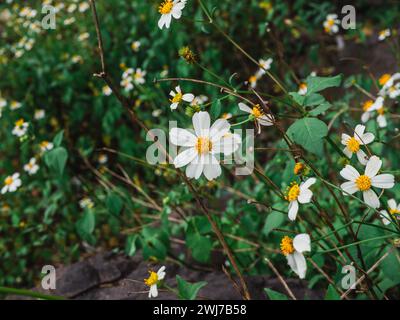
top-left (53, 130), bottom-right (64, 147)
top-left (324, 284), bottom-right (340, 300)
top-left (306, 74), bottom-right (343, 95)
top-left (286, 118), bottom-right (328, 155)
top-left (44, 147), bottom-right (68, 176)
top-left (262, 212), bottom-right (284, 236)
top-left (176, 275), bottom-right (207, 300)
top-left (106, 192), bottom-right (123, 215)
top-left (186, 233), bottom-right (212, 263)
top-left (309, 102), bottom-right (331, 116)
top-left (125, 234), bottom-right (138, 256)
top-left (210, 99), bottom-right (222, 119)
top-left (381, 251), bottom-right (400, 285)
top-left (264, 288), bottom-right (289, 300)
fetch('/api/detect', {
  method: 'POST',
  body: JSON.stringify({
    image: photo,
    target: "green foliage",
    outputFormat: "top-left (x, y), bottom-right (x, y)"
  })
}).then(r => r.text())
top-left (264, 288), bottom-right (289, 300)
top-left (176, 275), bottom-right (207, 300)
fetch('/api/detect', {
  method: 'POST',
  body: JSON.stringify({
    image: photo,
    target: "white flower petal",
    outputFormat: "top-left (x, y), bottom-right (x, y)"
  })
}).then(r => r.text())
top-left (341, 181), bottom-right (358, 195)
top-left (209, 119), bottom-right (230, 141)
top-left (203, 155), bottom-right (222, 181)
top-left (388, 199), bottom-right (397, 211)
top-left (169, 128), bottom-right (196, 147)
top-left (293, 234), bottom-right (311, 253)
top-left (173, 148), bottom-right (197, 168)
top-left (361, 132), bottom-right (374, 145)
top-left (300, 177), bottom-right (316, 191)
top-left (287, 252), bottom-right (307, 279)
top-left (192, 111), bottom-right (210, 137)
top-left (356, 149), bottom-right (368, 165)
top-left (343, 147), bottom-right (352, 159)
top-left (288, 200), bottom-right (299, 221)
top-left (363, 189), bottom-right (380, 208)
top-left (182, 93), bottom-right (194, 102)
top-left (238, 102), bottom-right (252, 114)
top-left (371, 174), bottom-right (395, 189)
top-left (365, 156), bottom-right (382, 178)
top-left (340, 165), bottom-right (360, 181)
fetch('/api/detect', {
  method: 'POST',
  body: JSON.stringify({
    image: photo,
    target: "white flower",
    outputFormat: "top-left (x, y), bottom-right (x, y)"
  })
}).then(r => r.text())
top-left (246, 75), bottom-right (258, 89)
top-left (133, 68), bottom-right (146, 85)
top-left (340, 156), bottom-right (395, 208)
top-left (380, 199), bottom-right (400, 225)
top-left (1, 173), bottom-right (22, 194)
top-left (79, 2), bottom-right (90, 12)
top-left (238, 102), bottom-right (274, 134)
top-left (34, 109), bottom-right (45, 120)
top-left (64, 17), bottom-right (76, 25)
top-left (67, 4), bottom-right (77, 13)
top-left (190, 95), bottom-right (208, 106)
top-left (298, 83), bottom-right (308, 96)
top-left (78, 32), bottom-right (89, 41)
top-left (40, 141), bottom-right (54, 152)
top-left (24, 157), bottom-right (39, 175)
top-left (0, 97), bottom-right (6, 109)
top-left (157, 0), bottom-right (186, 30)
top-left (121, 78), bottom-right (134, 91)
top-left (341, 124), bottom-right (374, 165)
top-left (10, 100), bottom-right (22, 110)
top-left (361, 97), bottom-right (387, 128)
top-left (280, 234), bottom-right (311, 279)
top-left (378, 29), bottom-right (391, 41)
top-left (255, 58), bottom-right (273, 78)
top-left (387, 83), bottom-right (400, 99)
top-left (376, 108), bottom-right (387, 128)
top-left (12, 119), bottom-right (29, 137)
top-left (323, 14), bottom-right (340, 34)
top-left (379, 73), bottom-right (400, 98)
top-left (98, 154), bottom-right (108, 164)
top-left (102, 85), bottom-right (112, 96)
top-left (131, 41), bottom-right (141, 52)
top-left (79, 197), bottom-right (94, 209)
top-left (169, 85), bottom-right (194, 110)
top-left (285, 178), bottom-right (316, 221)
top-left (144, 266), bottom-right (166, 298)
top-left (170, 111), bottom-right (240, 180)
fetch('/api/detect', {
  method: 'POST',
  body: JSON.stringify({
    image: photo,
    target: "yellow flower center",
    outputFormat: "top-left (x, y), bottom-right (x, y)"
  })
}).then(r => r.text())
top-left (5, 177), bottom-right (13, 186)
top-left (40, 141), bottom-right (49, 148)
top-left (327, 19), bottom-right (335, 27)
top-left (377, 107), bottom-right (385, 115)
top-left (363, 100), bottom-right (373, 112)
top-left (379, 74), bottom-right (391, 86)
top-left (355, 175), bottom-right (371, 191)
top-left (346, 137), bottom-right (360, 153)
top-left (144, 271), bottom-right (158, 286)
top-left (158, 0), bottom-right (173, 14)
top-left (196, 137), bottom-right (212, 154)
top-left (15, 119), bottom-right (24, 127)
top-left (249, 75), bottom-right (257, 84)
top-left (252, 105), bottom-right (263, 118)
top-left (171, 92), bottom-right (182, 104)
top-left (299, 83), bottom-right (307, 91)
top-left (280, 236), bottom-right (295, 255)
top-left (390, 208), bottom-right (400, 215)
top-left (294, 162), bottom-right (305, 175)
top-left (285, 182), bottom-right (300, 202)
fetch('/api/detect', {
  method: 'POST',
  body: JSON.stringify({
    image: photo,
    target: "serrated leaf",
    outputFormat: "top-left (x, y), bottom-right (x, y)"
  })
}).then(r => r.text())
top-left (176, 275), bottom-right (207, 300)
top-left (286, 118), bottom-right (328, 155)
top-left (306, 74), bottom-right (343, 95)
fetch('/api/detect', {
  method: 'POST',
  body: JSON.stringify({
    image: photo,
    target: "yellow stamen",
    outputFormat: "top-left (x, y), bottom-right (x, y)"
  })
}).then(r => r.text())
top-left (294, 162), bottom-right (305, 175)
top-left (144, 271), bottom-right (158, 286)
top-left (40, 141), bottom-right (49, 148)
top-left (171, 92), bottom-right (182, 104)
top-left (158, 0), bottom-right (173, 14)
top-left (280, 236), bottom-right (295, 255)
top-left (252, 104), bottom-right (263, 118)
top-left (5, 177), bottom-right (13, 186)
top-left (346, 137), bottom-right (360, 153)
top-left (15, 119), bottom-right (25, 127)
top-left (377, 107), bottom-right (385, 115)
top-left (285, 182), bottom-right (300, 202)
top-left (379, 74), bottom-right (391, 86)
top-left (355, 175), bottom-right (371, 191)
top-left (249, 75), bottom-right (257, 84)
top-left (390, 208), bottom-right (400, 215)
top-left (363, 100), bottom-right (373, 112)
top-left (196, 137), bottom-right (212, 154)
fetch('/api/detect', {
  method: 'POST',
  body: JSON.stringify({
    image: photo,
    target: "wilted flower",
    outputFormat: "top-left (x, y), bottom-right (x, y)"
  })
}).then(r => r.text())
top-left (280, 234), bottom-right (311, 279)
